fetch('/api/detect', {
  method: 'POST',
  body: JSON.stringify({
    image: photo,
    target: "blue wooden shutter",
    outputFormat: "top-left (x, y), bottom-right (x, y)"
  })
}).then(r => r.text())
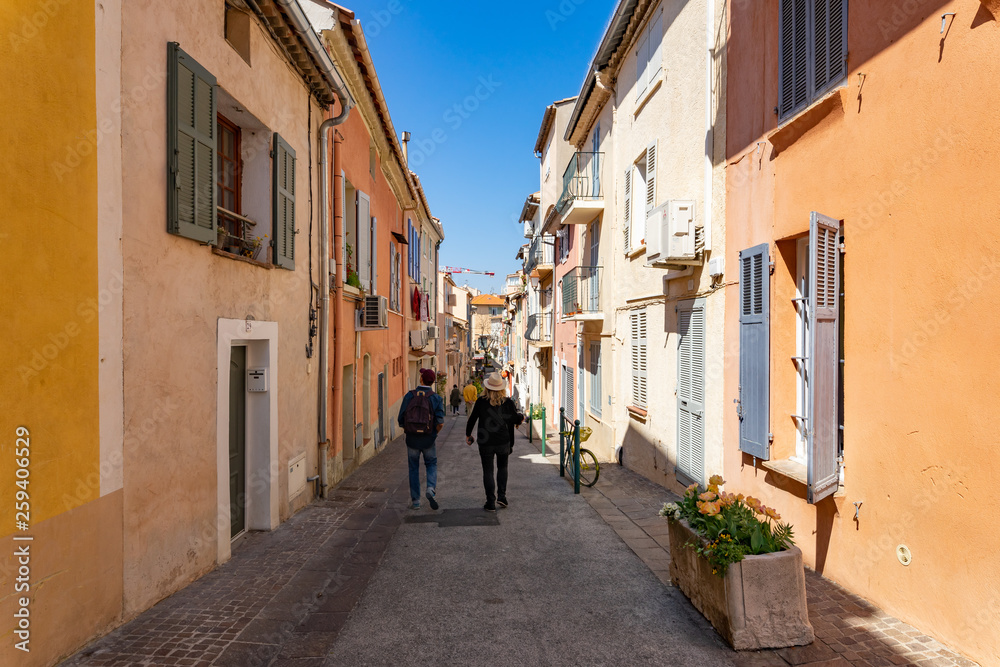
top-left (812, 0), bottom-right (848, 97)
top-left (807, 213), bottom-right (841, 503)
top-left (778, 0), bottom-right (808, 119)
top-left (272, 133), bottom-right (296, 269)
top-left (738, 244), bottom-right (770, 459)
top-left (167, 43), bottom-right (217, 243)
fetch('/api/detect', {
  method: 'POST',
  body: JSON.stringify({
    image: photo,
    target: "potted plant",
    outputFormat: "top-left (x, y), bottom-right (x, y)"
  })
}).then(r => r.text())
top-left (345, 243), bottom-right (362, 288)
top-left (660, 477), bottom-right (814, 650)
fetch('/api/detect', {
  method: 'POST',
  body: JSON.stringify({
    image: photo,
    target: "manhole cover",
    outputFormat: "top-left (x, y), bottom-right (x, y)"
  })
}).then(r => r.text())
top-left (404, 508), bottom-right (500, 527)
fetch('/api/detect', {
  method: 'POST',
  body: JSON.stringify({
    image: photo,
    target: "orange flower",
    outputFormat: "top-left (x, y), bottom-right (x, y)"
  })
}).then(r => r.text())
top-left (718, 491), bottom-right (737, 507)
top-left (685, 483), bottom-right (699, 496)
top-left (699, 491), bottom-right (718, 502)
top-left (745, 496), bottom-right (762, 513)
top-left (699, 501), bottom-right (721, 516)
top-left (709, 474), bottom-right (725, 487)
top-left (765, 507), bottom-right (781, 521)
top-left (707, 484), bottom-right (719, 494)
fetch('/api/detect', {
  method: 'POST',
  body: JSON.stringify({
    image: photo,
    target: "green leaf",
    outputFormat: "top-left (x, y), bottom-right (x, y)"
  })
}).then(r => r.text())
top-left (751, 526), bottom-right (763, 553)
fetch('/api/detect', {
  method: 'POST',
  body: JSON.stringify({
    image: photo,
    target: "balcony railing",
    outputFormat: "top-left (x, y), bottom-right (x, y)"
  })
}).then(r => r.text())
top-left (561, 266), bottom-right (602, 318)
top-left (525, 236), bottom-right (554, 273)
top-left (556, 152), bottom-right (603, 215)
top-left (526, 310), bottom-right (553, 343)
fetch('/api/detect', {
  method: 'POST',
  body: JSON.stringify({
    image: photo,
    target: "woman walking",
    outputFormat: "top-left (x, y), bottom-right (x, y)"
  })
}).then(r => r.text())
top-left (466, 373), bottom-right (524, 512)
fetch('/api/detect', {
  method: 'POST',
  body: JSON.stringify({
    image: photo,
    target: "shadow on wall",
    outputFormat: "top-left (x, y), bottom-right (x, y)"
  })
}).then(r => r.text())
top-left (739, 452), bottom-right (839, 576)
top-left (620, 421), bottom-right (690, 497)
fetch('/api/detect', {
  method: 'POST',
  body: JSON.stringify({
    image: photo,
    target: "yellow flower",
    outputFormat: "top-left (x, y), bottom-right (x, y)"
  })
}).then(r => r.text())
top-left (699, 491), bottom-right (718, 502)
top-left (709, 474), bottom-right (725, 487)
top-left (699, 501), bottom-right (721, 516)
top-left (707, 484), bottom-right (719, 494)
top-left (765, 507), bottom-right (781, 521)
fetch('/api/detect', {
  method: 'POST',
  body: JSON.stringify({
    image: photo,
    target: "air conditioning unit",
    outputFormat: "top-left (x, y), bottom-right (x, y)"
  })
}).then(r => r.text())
top-left (359, 295), bottom-right (388, 329)
top-left (409, 329), bottom-right (428, 349)
top-left (427, 325), bottom-right (439, 339)
top-left (646, 200), bottom-right (701, 266)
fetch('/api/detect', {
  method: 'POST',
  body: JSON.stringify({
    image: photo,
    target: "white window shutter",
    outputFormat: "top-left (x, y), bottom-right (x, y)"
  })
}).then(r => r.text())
top-left (636, 32), bottom-right (649, 100)
top-left (631, 311), bottom-right (648, 408)
top-left (807, 212), bottom-right (841, 503)
top-left (649, 10), bottom-right (663, 83)
top-left (677, 304), bottom-right (705, 485)
top-left (370, 216), bottom-right (377, 294)
top-left (623, 168), bottom-right (632, 252)
top-left (356, 192), bottom-right (371, 289)
top-left (642, 141), bottom-right (657, 246)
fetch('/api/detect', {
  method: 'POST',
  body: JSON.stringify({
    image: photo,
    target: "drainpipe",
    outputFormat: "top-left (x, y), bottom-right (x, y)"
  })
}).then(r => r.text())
top-left (703, 0), bottom-right (716, 251)
top-left (319, 97), bottom-right (353, 499)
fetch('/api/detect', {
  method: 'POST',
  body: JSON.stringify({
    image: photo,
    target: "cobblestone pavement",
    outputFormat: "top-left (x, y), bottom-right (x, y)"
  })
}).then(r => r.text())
top-left (62, 414), bottom-right (977, 667)
top-left (559, 439), bottom-right (979, 667)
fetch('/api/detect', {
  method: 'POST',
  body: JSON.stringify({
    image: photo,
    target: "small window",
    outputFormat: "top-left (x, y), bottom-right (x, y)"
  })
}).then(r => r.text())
top-left (225, 4), bottom-right (252, 66)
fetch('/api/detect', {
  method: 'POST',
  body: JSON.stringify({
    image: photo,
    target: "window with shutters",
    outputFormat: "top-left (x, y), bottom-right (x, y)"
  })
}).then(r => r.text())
top-left (627, 151), bottom-right (651, 253)
top-left (215, 114), bottom-right (243, 250)
top-left (778, 0), bottom-right (848, 121)
top-left (589, 341), bottom-right (602, 418)
top-left (389, 243), bottom-right (401, 312)
top-left (634, 6), bottom-right (664, 106)
top-left (677, 302), bottom-right (706, 485)
top-left (630, 310), bottom-right (648, 410)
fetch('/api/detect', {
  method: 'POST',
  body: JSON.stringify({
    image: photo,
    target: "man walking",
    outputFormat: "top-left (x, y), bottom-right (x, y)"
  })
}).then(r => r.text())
top-left (398, 368), bottom-right (446, 510)
top-left (449, 383), bottom-right (462, 415)
top-left (462, 380), bottom-right (479, 416)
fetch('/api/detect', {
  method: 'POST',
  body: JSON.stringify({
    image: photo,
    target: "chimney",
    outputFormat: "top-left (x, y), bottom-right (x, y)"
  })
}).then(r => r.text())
top-left (402, 131), bottom-right (411, 167)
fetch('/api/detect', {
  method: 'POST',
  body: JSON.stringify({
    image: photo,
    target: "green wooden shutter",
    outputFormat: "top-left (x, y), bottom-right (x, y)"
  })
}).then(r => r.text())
top-left (807, 212), bottom-right (841, 503)
top-left (272, 133), bottom-right (296, 270)
top-left (167, 42), bottom-right (217, 243)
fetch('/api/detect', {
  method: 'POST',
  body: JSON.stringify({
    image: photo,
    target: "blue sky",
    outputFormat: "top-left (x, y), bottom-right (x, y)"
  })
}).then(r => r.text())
top-left (358, 0), bottom-right (618, 295)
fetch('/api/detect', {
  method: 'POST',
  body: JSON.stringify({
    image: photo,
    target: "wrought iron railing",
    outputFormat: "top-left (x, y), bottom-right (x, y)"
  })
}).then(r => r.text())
top-left (526, 310), bottom-right (553, 343)
top-left (561, 266), bottom-right (601, 317)
top-left (525, 236), bottom-right (554, 273)
top-left (556, 152), bottom-right (603, 214)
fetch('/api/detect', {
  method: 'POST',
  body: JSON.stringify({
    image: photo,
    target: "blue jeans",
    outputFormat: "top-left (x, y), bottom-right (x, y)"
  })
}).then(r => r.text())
top-left (407, 445), bottom-right (437, 502)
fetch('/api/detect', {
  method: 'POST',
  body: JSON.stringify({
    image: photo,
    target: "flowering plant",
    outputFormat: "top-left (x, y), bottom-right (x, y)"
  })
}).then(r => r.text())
top-left (659, 475), bottom-right (794, 576)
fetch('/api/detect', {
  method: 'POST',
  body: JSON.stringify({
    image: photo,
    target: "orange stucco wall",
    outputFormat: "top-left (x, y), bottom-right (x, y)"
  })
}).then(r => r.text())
top-left (724, 1), bottom-right (999, 664)
top-left (333, 110), bottom-right (408, 459)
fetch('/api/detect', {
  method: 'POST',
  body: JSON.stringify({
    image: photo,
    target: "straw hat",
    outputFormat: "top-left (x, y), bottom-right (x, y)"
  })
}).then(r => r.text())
top-left (483, 373), bottom-right (505, 392)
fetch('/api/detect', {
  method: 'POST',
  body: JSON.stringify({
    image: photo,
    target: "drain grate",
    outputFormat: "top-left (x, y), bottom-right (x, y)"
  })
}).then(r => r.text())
top-left (404, 508), bottom-right (500, 528)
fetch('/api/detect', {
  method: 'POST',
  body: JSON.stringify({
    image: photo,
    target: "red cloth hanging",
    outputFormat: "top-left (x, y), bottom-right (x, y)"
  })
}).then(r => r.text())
top-left (411, 286), bottom-right (421, 315)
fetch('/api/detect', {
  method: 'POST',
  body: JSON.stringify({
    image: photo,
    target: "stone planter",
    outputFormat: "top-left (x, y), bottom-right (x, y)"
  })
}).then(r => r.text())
top-left (667, 519), bottom-right (814, 650)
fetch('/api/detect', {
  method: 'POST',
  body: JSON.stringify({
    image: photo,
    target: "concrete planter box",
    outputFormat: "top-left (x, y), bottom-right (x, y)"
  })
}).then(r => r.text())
top-left (667, 519), bottom-right (814, 650)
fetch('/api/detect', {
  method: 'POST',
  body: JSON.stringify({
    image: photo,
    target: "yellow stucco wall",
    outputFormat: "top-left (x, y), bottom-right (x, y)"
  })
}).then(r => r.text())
top-left (1, 0), bottom-right (100, 531)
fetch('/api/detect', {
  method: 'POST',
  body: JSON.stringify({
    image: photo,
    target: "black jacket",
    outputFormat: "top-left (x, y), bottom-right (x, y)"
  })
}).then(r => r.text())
top-left (466, 397), bottom-right (523, 450)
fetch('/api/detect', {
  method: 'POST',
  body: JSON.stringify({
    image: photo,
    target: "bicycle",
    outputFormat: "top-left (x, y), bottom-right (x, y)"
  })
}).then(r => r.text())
top-left (560, 426), bottom-right (600, 487)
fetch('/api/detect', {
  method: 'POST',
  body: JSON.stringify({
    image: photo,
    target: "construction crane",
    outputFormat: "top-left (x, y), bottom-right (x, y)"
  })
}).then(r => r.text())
top-left (441, 265), bottom-right (495, 276)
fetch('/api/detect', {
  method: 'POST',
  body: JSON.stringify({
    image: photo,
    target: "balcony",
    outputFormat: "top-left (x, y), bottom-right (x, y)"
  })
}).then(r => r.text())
top-left (556, 152), bottom-right (604, 226)
top-left (561, 266), bottom-right (602, 321)
top-left (526, 310), bottom-right (553, 347)
top-left (525, 236), bottom-right (554, 276)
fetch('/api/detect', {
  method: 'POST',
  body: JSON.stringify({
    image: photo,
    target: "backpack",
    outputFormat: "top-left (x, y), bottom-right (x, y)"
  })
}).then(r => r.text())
top-left (403, 390), bottom-right (434, 435)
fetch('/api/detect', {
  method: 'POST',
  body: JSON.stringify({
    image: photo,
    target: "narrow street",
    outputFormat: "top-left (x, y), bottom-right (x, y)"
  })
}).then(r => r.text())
top-left (63, 418), bottom-right (974, 667)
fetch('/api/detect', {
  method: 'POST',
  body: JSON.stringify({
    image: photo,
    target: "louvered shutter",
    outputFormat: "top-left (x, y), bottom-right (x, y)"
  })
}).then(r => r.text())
top-left (272, 133), bottom-right (296, 269)
top-left (677, 303), bottom-right (706, 485)
top-left (370, 216), bottom-right (378, 294)
top-left (565, 366), bottom-right (575, 422)
top-left (738, 244), bottom-right (770, 459)
top-left (357, 192), bottom-right (371, 289)
top-left (340, 172), bottom-right (347, 281)
top-left (642, 141), bottom-right (657, 246)
top-left (167, 43), bottom-right (217, 243)
top-left (807, 213), bottom-right (841, 503)
top-left (649, 10), bottom-right (663, 84)
top-left (631, 310), bottom-right (648, 409)
top-left (778, 0), bottom-right (808, 119)
top-left (813, 0), bottom-right (848, 97)
top-left (623, 168), bottom-right (632, 252)
top-left (636, 32), bottom-right (649, 100)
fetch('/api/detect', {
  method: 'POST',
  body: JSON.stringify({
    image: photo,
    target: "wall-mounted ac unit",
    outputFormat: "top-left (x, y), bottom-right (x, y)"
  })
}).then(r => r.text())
top-left (409, 329), bottom-right (428, 349)
top-left (646, 200), bottom-right (701, 266)
top-left (359, 295), bottom-right (388, 329)
top-left (427, 325), bottom-right (439, 339)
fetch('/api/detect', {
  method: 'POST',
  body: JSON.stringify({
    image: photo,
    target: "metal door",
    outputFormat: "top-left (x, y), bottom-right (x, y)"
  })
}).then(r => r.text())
top-left (229, 346), bottom-right (247, 538)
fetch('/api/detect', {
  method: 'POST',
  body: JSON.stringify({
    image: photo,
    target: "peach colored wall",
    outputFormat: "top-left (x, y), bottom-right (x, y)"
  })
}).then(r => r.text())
top-left (724, 2), bottom-right (998, 664)
top-left (333, 107), bottom-right (407, 459)
top-left (120, 1), bottom-right (324, 616)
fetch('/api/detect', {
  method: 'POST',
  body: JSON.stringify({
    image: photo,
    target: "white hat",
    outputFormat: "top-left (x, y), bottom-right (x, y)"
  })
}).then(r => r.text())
top-left (483, 373), bottom-right (505, 392)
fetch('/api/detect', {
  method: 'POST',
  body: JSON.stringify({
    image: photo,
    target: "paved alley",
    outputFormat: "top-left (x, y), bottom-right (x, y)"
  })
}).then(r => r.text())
top-left (62, 415), bottom-right (977, 667)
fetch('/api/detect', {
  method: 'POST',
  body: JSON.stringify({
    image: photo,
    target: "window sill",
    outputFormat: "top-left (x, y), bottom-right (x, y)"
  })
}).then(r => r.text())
top-left (211, 247), bottom-right (273, 269)
top-left (634, 73), bottom-right (663, 118)
top-left (627, 245), bottom-right (646, 260)
top-left (586, 408), bottom-right (602, 424)
top-left (626, 405), bottom-right (647, 421)
top-left (761, 457), bottom-right (807, 487)
top-left (769, 86), bottom-right (847, 156)
top-left (342, 285), bottom-right (363, 301)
